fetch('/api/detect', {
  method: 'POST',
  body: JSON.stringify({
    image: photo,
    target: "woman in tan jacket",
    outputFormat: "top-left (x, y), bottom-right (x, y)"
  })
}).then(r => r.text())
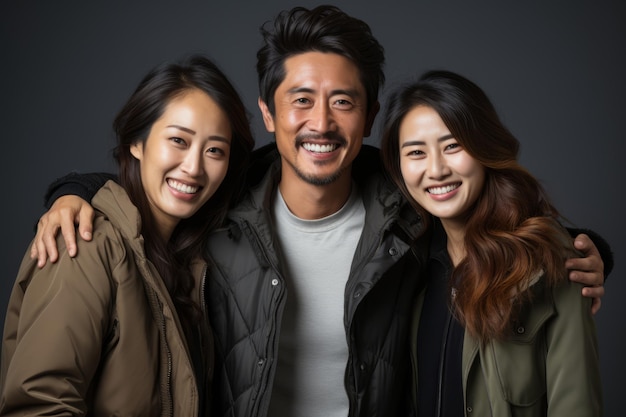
top-left (381, 70), bottom-right (602, 416)
top-left (0, 55), bottom-right (254, 416)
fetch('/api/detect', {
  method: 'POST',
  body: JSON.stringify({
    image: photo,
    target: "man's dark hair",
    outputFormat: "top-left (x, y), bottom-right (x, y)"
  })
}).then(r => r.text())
top-left (256, 5), bottom-right (385, 114)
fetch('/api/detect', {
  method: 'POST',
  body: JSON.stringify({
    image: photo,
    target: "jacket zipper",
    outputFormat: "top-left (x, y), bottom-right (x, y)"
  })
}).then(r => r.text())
top-left (163, 309), bottom-right (174, 417)
top-left (345, 217), bottom-right (398, 417)
top-left (201, 264), bottom-right (208, 313)
top-left (240, 220), bottom-right (287, 417)
top-left (199, 264), bottom-right (209, 417)
top-left (345, 244), bottom-right (380, 417)
top-left (436, 311), bottom-right (453, 417)
top-left (146, 284), bottom-right (174, 417)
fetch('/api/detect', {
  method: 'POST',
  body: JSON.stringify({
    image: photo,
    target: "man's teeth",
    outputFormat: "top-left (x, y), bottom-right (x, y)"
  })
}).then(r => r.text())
top-left (428, 184), bottom-right (459, 195)
top-left (168, 179), bottom-right (198, 194)
top-left (302, 143), bottom-right (339, 153)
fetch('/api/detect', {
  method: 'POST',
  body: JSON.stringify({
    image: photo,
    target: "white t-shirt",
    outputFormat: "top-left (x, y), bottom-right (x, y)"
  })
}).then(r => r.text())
top-left (267, 185), bottom-right (365, 417)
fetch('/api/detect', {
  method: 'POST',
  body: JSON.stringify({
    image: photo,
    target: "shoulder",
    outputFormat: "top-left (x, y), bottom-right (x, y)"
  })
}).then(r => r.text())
top-left (89, 211), bottom-right (132, 264)
top-left (33, 211), bottom-right (134, 291)
top-left (76, 212), bottom-right (133, 276)
top-left (548, 275), bottom-right (592, 315)
top-left (528, 270), bottom-right (590, 311)
top-left (10, 216), bottom-right (131, 327)
top-left (518, 274), bottom-right (591, 333)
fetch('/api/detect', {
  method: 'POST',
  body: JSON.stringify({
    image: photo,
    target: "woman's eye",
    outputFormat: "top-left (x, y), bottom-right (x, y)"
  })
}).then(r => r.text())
top-left (404, 149), bottom-right (425, 158)
top-left (207, 147), bottom-right (223, 155)
top-left (171, 137), bottom-right (186, 145)
top-left (207, 146), bottom-right (230, 158)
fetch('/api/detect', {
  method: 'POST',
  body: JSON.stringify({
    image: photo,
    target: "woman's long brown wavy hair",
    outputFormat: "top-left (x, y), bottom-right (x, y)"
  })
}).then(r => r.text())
top-left (112, 55), bottom-right (254, 338)
top-left (381, 70), bottom-right (576, 342)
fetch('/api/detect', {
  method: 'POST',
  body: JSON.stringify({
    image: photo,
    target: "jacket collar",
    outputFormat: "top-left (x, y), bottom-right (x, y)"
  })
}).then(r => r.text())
top-left (92, 180), bottom-right (142, 244)
top-left (228, 142), bottom-right (422, 241)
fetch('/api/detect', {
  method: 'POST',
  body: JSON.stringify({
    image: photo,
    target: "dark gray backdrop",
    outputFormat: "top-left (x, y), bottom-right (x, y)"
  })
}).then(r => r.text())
top-left (2, 0), bottom-right (624, 414)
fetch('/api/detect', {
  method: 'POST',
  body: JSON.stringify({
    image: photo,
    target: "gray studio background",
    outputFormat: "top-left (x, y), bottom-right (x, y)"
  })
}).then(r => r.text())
top-left (2, 0), bottom-right (624, 414)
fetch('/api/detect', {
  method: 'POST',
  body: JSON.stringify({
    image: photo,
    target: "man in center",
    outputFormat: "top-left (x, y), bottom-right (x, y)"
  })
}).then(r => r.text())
top-left (203, 6), bottom-right (605, 417)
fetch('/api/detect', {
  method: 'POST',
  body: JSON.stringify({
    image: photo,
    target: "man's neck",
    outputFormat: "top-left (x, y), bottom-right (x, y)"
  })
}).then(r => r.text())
top-left (278, 170), bottom-right (353, 220)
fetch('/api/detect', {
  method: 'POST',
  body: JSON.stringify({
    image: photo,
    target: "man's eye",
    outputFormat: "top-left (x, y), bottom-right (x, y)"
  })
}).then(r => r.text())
top-left (335, 99), bottom-right (353, 108)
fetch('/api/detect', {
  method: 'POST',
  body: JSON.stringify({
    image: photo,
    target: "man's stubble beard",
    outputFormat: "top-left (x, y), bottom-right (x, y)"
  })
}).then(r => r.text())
top-left (287, 158), bottom-right (347, 186)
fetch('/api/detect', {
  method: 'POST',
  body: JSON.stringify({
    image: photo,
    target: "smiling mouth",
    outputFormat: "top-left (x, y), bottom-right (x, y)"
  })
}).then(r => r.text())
top-left (427, 183), bottom-right (460, 195)
top-left (302, 143), bottom-right (340, 153)
top-left (168, 179), bottom-right (200, 194)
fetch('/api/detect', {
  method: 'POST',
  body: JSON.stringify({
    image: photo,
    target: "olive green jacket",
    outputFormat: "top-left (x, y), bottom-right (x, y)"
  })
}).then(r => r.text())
top-left (1, 181), bottom-right (213, 416)
top-left (410, 276), bottom-right (602, 416)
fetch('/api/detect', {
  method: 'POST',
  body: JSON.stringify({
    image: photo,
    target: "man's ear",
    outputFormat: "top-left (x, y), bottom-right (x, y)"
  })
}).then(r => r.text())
top-left (364, 101), bottom-right (380, 138)
top-left (258, 97), bottom-right (276, 133)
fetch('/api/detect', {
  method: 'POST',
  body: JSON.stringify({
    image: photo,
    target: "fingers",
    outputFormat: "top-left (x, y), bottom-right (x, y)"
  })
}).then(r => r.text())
top-left (577, 274), bottom-right (604, 315)
top-left (590, 297), bottom-right (602, 315)
top-left (566, 233), bottom-right (605, 315)
top-left (77, 203), bottom-right (95, 242)
top-left (59, 208), bottom-right (79, 257)
top-left (568, 269), bottom-right (603, 287)
top-left (566, 233), bottom-right (604, 287)
top-left (582, 284), bottom-right (605, 300)
top-left (31, 215), bottom-right (60, 267)
top-left (29, 195), bottom-right (89, 268)
top-left (572, 234), bottom-right (603, 269)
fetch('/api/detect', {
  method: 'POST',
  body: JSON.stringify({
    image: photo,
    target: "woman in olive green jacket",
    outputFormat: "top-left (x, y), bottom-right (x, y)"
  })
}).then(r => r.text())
top-left (409, 260), bottom-right (600, 416)
top-left (1, 55), bottom-right (254, 416)
top-left (381, 70), bottom-right (602, 416)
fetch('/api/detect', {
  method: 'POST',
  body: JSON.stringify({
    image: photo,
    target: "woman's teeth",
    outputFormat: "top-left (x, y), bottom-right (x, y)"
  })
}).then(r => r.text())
top-left (428, 183), bottom-right (459, 195)
top-left (168, 179), bottom-right (198, 194)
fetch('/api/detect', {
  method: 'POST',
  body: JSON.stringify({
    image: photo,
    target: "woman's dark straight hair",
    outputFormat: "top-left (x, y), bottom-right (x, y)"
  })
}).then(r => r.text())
top-left (113, 55), bottom-right (254, 334)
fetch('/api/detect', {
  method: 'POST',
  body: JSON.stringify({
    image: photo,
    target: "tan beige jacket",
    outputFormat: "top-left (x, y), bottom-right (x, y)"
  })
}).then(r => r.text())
top-left (1, 181), bottom-right (213, 416)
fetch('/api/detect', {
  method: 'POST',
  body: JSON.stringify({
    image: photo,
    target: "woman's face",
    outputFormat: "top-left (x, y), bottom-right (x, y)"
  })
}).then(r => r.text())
top-left (399, 105), bottom-right (485, 228)
top-left (131, 88), bottom-right (231, 239)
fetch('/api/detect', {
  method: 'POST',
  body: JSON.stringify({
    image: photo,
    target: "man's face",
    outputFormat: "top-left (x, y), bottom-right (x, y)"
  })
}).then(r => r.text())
top-left (259, 51), bottom-right (376, 187)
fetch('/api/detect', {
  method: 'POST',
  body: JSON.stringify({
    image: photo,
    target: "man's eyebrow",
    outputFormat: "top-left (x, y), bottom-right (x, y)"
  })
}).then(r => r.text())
top-left (286, 87), bottom-right (362, 97)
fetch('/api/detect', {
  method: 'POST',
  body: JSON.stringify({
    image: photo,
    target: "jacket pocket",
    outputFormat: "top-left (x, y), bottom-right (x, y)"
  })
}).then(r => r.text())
top-left (489, 294), bottom-right (555, 408)
top-left (490, 338), bottom-right (547, 408)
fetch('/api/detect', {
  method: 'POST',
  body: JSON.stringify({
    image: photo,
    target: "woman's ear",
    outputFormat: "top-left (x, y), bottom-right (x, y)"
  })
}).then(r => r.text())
top-left (130, 142), bottom-right (144, 161)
